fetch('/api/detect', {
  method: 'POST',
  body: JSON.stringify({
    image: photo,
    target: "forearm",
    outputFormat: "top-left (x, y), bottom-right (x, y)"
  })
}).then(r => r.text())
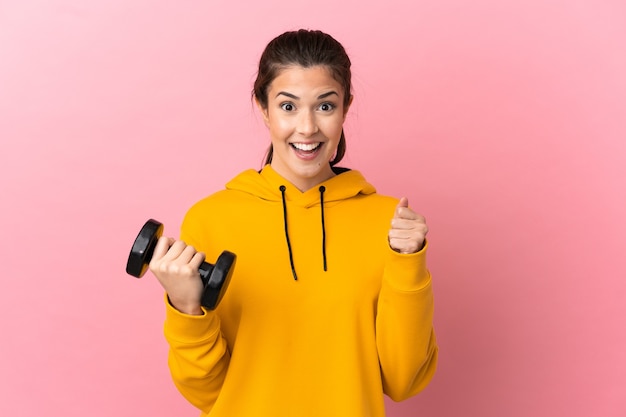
top-left (376, 244), bottom-right (439, 401)
top-left (164, 298), bottom-right (230, 412)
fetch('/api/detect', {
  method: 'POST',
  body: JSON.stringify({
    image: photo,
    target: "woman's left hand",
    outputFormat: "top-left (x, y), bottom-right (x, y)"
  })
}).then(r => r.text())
top-left (388, 197), bottom-right (428, 254)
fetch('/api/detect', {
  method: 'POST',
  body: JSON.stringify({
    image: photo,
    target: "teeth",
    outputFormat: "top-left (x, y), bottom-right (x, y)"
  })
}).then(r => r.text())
top-left (292, 142), bottom-right (321, 151)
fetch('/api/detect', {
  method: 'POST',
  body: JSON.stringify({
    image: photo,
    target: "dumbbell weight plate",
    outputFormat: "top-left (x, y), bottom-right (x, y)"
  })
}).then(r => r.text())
top-left (200, 251), bottom-right (236, 309)
top-left (126, 219), bottom-right (163, 278)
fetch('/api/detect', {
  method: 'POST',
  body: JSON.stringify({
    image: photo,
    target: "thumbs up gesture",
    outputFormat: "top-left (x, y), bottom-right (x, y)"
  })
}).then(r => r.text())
top-left (388, 197), bottom-right (428, 254)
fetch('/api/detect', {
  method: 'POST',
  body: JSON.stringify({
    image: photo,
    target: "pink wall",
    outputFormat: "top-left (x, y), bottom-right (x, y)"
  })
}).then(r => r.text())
top-left (1, 1), bottom-right (624, 416)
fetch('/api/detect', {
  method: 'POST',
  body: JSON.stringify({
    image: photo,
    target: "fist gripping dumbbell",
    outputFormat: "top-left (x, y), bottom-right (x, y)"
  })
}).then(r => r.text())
top-left (126, 219), bottom-right (236, 310)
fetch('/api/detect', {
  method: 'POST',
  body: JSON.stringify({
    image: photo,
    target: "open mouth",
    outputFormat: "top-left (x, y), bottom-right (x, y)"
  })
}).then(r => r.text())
top-left (291, 142), bottom-right (322, 153)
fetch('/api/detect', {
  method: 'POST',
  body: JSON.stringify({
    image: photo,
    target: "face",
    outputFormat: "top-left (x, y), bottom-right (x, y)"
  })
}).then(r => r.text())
top-left (257, 65), bottom-right (352, 191)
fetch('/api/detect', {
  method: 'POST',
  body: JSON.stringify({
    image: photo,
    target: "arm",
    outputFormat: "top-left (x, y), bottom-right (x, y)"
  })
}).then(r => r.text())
top-left (164, 301), bottom-right (230, 411)
top-left (376, 197), bottom-right (438, 401)
top-left (149, 208), bottom-right (231, 412)
top-left (376, 244), bottom-right (438, 401)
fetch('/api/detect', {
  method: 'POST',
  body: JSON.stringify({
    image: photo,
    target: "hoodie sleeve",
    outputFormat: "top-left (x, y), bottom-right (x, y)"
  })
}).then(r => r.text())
top-left (164, 302), bottom-right (230, 412)
top-left (376, 241), bottom-right (439, 401)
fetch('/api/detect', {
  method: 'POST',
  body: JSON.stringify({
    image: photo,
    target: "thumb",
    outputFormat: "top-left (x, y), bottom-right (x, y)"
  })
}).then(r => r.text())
top-left (393, 197), bottom-right (409, 219)
top-left (397, 197), bottom-right (409, 209)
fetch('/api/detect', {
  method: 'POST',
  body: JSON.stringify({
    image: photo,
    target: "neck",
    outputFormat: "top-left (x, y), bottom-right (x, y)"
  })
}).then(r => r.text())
top-left (270, 163), bottom-right (335, 192)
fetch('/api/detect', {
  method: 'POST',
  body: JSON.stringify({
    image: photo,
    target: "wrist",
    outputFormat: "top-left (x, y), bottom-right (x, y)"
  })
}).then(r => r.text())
top-left (167, 295), bottom-right (204, 316)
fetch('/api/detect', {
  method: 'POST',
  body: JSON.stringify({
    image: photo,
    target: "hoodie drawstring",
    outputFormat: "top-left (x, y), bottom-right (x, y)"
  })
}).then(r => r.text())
top-left (279, 185), bottom-right (328, 281)
top-left (279, 185), bottom-right (298, 280)
top-left (319, 186), bottom-right (327, 271)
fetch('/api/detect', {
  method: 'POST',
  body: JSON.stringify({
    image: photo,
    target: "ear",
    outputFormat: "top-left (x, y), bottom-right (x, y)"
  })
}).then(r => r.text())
top-left (255, 97), bottom-right (270, 127)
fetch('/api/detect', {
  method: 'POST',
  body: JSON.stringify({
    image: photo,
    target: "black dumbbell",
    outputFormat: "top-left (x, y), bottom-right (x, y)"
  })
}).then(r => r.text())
top-left (126, 219), bottom-right (236, 310)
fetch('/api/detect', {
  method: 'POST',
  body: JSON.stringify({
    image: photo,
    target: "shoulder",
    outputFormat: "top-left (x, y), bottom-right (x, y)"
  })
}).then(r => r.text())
top-left (353, 193), bottom-right (398, 218)
top-left (183, 169), bottom-right (257, 222)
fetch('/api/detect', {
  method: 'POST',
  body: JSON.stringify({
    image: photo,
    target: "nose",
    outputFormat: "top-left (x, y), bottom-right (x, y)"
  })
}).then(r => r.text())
top-left (296, 110), bottom-right (319, 137)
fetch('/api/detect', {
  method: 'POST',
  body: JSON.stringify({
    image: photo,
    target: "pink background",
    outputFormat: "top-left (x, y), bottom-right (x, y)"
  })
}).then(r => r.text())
top-left (1, 0), bottom-right (625, 416)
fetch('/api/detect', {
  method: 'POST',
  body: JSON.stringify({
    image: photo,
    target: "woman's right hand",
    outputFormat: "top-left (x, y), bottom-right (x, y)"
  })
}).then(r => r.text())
top-left (149, 236), bottom-right (206, 315)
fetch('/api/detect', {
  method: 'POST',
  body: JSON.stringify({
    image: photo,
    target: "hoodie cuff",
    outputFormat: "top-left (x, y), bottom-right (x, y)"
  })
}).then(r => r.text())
top-left (163, 294), bottom-right (221, 344)
top-left (383, 240), bottom-right (431, 292)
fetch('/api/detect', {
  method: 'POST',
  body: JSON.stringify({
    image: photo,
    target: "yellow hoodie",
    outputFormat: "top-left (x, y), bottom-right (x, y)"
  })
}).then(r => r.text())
top-left (164, 165), bottom-right (438, 416)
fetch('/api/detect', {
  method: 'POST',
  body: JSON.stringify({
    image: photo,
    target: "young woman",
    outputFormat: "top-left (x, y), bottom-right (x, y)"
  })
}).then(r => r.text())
top-left (150, 29), bottom-right (438, 416)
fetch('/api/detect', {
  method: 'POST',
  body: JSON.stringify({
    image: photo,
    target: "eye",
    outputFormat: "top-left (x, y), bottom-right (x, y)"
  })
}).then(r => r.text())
top-left (318, 102), bottom-right (336, 112)
top-left (280, 102), bottom-right (295, 112)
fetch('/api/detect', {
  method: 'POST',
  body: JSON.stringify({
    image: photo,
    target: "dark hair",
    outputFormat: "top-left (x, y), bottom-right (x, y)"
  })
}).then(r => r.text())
top-left (253, 29), bottom-right (352, 166)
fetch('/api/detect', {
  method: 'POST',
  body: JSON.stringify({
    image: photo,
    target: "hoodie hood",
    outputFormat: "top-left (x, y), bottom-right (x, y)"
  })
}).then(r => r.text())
top-left (226, 164), bottom-right (376, 206)
top-left (225, 164), bottom-right (377, 280)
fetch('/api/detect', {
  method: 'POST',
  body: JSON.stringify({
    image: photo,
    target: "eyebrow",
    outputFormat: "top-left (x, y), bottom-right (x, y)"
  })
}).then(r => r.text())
top-left (275, 91), bottom-right (339, 100)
